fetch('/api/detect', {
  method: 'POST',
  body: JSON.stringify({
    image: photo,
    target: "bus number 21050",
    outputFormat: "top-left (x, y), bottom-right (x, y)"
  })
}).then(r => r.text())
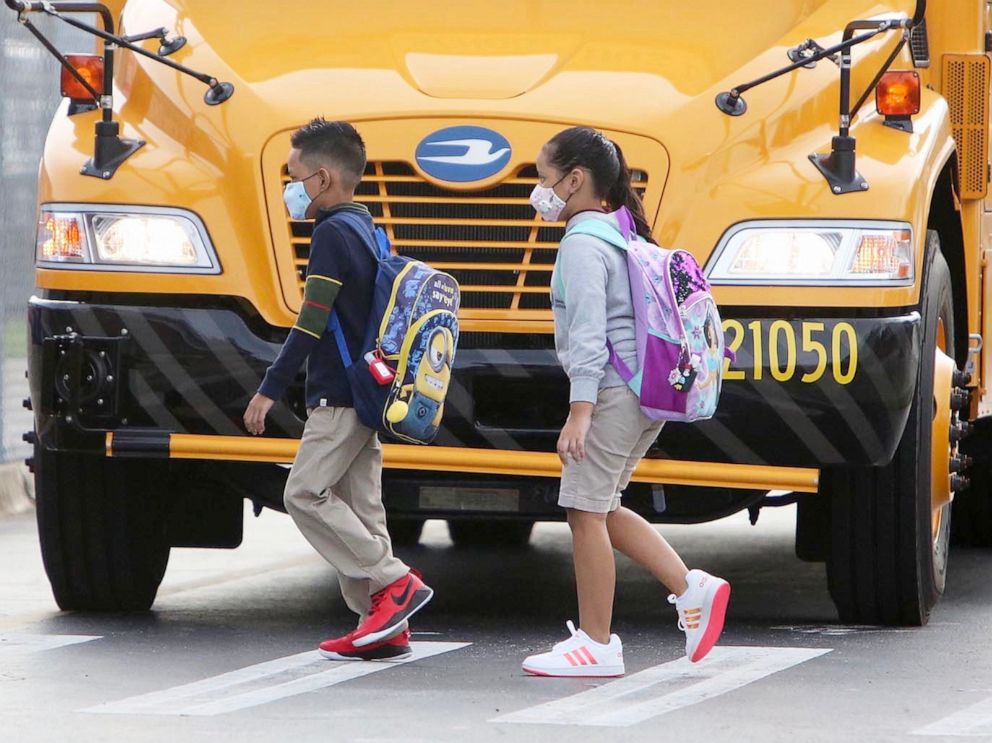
top-left (722, 320), bottom-right (858, 385)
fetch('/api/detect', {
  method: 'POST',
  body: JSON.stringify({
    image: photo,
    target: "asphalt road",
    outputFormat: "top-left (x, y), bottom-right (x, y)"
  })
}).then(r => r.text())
top-left (2, 501), bottom-right (992, 743)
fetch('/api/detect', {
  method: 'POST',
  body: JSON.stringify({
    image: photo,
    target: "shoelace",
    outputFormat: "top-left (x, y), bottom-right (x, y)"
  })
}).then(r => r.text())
top-left (369, 585), bottom-right (391, 612)
top-left (552, 620), bottom-right (582, 652)
top-left (667, 594), bottom-right (685, 630)
top-left (369, 570), bottom-right (420, 614)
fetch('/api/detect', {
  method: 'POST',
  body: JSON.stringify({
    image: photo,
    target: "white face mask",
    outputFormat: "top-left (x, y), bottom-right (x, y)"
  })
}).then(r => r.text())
top-left (282, 170), bottom-right (322, 220)
top-left (283, 180), bottom-right (312, 220)
top-left (529, 176), bottom-right (570, 222)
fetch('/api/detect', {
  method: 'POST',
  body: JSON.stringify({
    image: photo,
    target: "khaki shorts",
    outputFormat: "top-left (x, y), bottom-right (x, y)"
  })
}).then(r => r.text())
top-left (559, 386), bottom-right (665, 514)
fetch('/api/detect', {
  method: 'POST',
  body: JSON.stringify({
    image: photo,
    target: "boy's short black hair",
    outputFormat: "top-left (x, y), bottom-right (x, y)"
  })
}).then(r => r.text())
top-left (291, 118), bottom-right (366, 189)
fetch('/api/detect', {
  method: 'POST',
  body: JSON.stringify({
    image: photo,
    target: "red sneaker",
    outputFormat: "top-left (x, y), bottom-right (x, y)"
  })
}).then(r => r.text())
top-left (351, 571), bottom-right (433, 648)
top-left (319, 628), bottom-right (412, 661)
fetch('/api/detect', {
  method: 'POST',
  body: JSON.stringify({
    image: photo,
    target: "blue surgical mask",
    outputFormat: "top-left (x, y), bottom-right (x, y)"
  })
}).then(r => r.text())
top-left (283, 171), bottom-right (321, 220)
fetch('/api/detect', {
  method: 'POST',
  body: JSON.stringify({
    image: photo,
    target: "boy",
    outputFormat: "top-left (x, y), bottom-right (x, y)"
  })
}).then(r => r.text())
top-left (244, 118), bottom-right (433, 660)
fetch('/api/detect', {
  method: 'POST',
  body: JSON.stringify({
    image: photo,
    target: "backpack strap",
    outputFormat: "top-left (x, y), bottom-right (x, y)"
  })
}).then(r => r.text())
top-left (333, 210), bottom-right (391, 261)
top-left (564, 219), bottom-right (629, 251)
top-left (320, 209), bottom-right (390, 369)
top-left (564, 211), bottom-right (665, 389)
top-left (615, 205), bottom-right (636, 240)
top-left (555, 217), bottom-right (630, 297)
top-left (606, 340), bottom-right (635, 383)
top-left (559, 217), bottom-right (639, 383)
top-left (327, 311), bottom-right (353, 368)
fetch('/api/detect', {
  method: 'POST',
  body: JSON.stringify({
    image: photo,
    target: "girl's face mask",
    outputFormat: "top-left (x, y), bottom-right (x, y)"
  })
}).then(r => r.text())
top-left (529, 174), bottom-right (571, 222)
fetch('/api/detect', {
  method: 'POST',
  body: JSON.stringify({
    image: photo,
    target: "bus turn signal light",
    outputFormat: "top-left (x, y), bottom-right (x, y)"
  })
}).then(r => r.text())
top-left (38, 212), bottom-right (86, 262)
top-left (849, 230), bottom-right (912, 278)
top-left (60, 55), bottom-right (104, 101)
top-left (875, 71), bottom-right (920, 117)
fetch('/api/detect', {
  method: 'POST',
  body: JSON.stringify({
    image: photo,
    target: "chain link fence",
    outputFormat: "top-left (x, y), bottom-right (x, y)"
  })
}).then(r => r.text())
top-left (1, 12), bottom-right (92, 463)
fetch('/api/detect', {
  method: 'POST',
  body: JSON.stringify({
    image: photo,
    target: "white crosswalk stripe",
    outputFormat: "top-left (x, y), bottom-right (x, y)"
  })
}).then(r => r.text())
top-left (492, 646), bottom-right (831, 727)
top-left (82, 641), bottom-right (471, 716)
top-left (0, 633), bottom-right (101, 657)
top-left (912, 696), bottom-right (992, 737)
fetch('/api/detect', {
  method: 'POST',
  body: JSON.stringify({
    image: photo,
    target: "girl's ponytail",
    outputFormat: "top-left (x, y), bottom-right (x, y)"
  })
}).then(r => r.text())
top-left (606, 140), bottom-right (655, 244)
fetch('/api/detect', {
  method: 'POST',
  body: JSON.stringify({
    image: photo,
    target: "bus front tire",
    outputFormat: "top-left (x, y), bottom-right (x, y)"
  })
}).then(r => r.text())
top-left (822, 236), bottom-right (953, 626)
top-left (35, 446), bottom-right (171, 611)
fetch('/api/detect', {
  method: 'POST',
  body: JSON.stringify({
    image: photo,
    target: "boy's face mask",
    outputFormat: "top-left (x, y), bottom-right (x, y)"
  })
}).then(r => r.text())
top-left (529, 174), bottom-right (571, 222)
top-left (283, 171), bottom-right (321, 220)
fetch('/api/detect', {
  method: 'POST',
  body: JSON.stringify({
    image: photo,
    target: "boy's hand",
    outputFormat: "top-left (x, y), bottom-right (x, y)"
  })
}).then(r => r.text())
top-left (244, 393), bottom-right (274, 435)
top-left (557, 402), bottom-right (594, 465)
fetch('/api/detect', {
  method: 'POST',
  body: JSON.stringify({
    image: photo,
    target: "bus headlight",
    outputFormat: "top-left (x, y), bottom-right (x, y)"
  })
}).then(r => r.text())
top-left (37, 205), bottom-right (220, 273)
top-left (706, 221), bottom-right (913, 285)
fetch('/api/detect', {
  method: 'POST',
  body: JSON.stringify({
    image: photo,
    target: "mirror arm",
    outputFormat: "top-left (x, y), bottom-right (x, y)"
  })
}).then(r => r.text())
top-left (4, 0), bottom-right (236, 178)
top-left (7, 1), bottom-right (233, 104)
top-left (716, 27), bottom-right (885, 116)
top-left (716, 8), bottom-right (926, 196)
top-left (18, 13), bottom-right (101, 102)
top-left (849, 33), bottom-right (909, 122)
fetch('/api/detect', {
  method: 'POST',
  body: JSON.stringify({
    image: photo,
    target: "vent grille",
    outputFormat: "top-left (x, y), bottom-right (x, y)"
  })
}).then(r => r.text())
top-left (909, 19), bottom-right (930, 68)
top-left (282, 163), bottom-right (648, 312)
top-left (943, 54), bottom-right (990, 200)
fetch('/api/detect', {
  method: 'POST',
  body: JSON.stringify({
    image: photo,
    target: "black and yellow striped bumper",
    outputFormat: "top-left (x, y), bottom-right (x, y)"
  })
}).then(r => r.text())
top-left (27, 297), bottom-right (920, 473)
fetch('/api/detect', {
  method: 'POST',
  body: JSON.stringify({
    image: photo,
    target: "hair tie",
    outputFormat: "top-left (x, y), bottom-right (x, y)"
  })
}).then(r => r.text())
top-left (601, 136), bottom-right (622, 183)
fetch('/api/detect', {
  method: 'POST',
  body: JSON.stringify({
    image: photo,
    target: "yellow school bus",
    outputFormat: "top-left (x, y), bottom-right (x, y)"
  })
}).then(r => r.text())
top-left (13, 0), bottom-right (991, 624)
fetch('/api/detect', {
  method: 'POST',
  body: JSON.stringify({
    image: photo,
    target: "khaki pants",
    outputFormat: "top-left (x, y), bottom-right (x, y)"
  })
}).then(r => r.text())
top-left (284, 407), bottom-right (409, 619)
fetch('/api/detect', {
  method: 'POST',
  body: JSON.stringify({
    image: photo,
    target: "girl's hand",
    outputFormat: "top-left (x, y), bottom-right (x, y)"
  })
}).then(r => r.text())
top-left (557, 402), bottom-right (594, 465)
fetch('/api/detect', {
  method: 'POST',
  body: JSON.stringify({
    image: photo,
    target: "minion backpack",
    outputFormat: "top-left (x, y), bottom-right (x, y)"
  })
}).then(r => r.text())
top-left (330, 211), bottom-right (460, 445)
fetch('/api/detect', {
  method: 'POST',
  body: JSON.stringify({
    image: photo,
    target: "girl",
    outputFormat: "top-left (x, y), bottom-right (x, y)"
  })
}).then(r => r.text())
top-left (522, 127), bottom-right (730, 677)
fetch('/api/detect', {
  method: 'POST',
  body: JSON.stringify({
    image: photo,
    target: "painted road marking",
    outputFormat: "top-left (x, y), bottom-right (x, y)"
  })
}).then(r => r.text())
top-left (83, 641), bottom-right (470, 716)
top-left (912, 696), bottom-right (992, 737)
top-left (493, 646), bottom-right (831, 727)
top-left (0, 633), bottom-right (101, 658)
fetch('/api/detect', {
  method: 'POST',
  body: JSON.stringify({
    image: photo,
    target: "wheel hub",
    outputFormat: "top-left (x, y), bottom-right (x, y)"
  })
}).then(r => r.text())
top-left (931, 319), bottom-right (972, 544)
top-left (931, 346), bottom-right (955, 518)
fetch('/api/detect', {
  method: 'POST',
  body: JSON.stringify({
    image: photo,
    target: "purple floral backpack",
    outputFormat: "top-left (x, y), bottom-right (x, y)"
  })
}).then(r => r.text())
top-left (561, 207), bottom-right (733, 422)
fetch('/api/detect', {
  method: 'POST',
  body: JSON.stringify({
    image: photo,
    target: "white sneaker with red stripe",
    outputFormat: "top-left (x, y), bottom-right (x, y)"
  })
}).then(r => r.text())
top-left (669, 568), bottom-right (731, 663)
top-left (521, 621), bottom-right (624, 678)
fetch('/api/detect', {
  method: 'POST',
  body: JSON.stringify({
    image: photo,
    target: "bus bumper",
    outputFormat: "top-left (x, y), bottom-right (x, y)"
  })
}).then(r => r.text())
top-left (27, 297), bottom-right (919, 475)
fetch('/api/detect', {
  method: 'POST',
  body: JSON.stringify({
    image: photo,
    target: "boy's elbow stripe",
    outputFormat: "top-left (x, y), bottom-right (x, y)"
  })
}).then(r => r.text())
top-left (296, 298), bottom-right (332, 337)
top-left (303, 275), bottom-right (342, 308)
top-left (306, 274), bottom-right (342, 286)
top-left (292, 324), bottom-right (322, 340)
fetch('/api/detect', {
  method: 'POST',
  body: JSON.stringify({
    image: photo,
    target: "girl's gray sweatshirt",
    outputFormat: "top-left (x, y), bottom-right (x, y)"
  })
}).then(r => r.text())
top-left (551, 210), bottom-right (638, 404)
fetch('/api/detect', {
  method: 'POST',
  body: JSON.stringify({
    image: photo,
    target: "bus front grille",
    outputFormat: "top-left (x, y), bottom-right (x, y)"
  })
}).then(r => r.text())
top-left (282, 162), bottom-right (648, 313)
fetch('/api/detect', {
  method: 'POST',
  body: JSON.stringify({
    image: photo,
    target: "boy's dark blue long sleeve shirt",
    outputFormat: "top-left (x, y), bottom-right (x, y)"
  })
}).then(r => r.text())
top-left (258, 202), bottom-right (376, 409)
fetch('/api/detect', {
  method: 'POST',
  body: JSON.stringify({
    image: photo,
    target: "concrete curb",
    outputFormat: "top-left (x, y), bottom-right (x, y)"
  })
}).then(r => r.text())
top-left (0, 462), bottom-right (34, 518)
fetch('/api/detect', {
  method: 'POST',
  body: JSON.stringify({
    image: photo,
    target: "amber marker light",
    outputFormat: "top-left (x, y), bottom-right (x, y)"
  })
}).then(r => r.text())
top-left (38, 212), bottom-right (87, 262)
top-left (60, 55), bottom-right (104, 101)
top-left (849, 229), bottom-right (913, 279)
top-left (875, 71), bottom-right (921, 117)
